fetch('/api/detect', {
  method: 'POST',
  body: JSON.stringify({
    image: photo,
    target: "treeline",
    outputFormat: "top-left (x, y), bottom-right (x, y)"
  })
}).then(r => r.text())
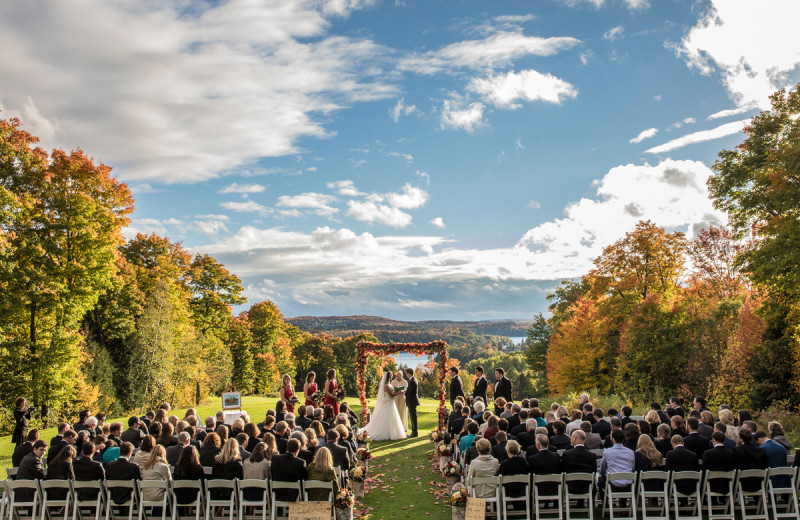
top-left (530, 85), bottom-right (800, 411)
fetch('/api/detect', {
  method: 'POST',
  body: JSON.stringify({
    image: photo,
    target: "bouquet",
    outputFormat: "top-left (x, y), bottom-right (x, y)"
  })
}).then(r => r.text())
top-left (438, 442), bottom-right (454, 457)
top-left (334, 388), bottom-right (346, 402)
top-left (311, 390), bottom-right (325, 404)
top-left (355, 447), bottom-right (372, 461)
top-left (288, 395), bottom-right (300, 404)
top-left (443, 461), bottom-right (461, 477)
top-left (335, 488), bottom-right (355, 509)
top-left (356, 430), bottom-right (372, 445)
top-left (349, 466), bottom-right (365, 482)
top-left (450, 484), bottom-right (468, 507)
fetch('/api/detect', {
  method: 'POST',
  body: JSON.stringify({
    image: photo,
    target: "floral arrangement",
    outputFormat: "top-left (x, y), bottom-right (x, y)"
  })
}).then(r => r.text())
top-left (356, 430), bottom-right (372, 445)
top-left (288, 395), bottom-right (300, 404)
top-left (355, 447), bottom-right (372, 461)
top-left (349, 466), bottom-right (365, 482)
top-left (334, 388), bottom-right (346, 402)
top-left (310, 390), bottom-right (325, 404)
top-left (443, 461), bottom-right (461, 477)
top-left (430, 428), bottom-right (446, 443)
top-left (335, 488), bottom-right (355, 509)
top-left (450, 484), bottom-right (468, 507)
top-left (438, 442), bottom-right (454, 457)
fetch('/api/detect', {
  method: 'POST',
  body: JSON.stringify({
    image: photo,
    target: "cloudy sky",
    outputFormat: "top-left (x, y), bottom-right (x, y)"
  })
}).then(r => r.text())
top-left (2, 0), bottom-right (799, 320)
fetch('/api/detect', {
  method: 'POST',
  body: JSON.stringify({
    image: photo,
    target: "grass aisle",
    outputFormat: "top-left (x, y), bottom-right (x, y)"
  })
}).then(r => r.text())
top-left (0, 397), bottom-right (452, 519)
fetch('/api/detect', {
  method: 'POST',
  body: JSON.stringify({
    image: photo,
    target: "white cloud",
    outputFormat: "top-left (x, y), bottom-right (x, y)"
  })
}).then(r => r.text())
top-left (707, 106), bottom-right (755, 120)
top-left (0, 1), bottom-right (394, 184)
top-left (654, 94), bottom-right (662, 102)
top-left (622, 0), bottom-right (649, 10)
top-left (527, 200), bottom-right (541, 209)
top-left (467, 69), bottom-right (578, 108)
top-left (220, 201), bottom-right (271, 216)
top-left (386, 183), bottom-right (428, 209)
top-left (579, 50), bottom-right (594, 65)
top-left (387, 151), bottom-right (414, 162)
top-left (326, 180), bottom-right (364, 197)
top-left (629, 127), bottom-right (658, 143)
top-left (194, 219), bottom-right (229, 236)
top-left (431, 217), bottom-right (445, 229)
top-left (195, 214), bottom-right (230, 221)
top-left (515, 138), bottom-right (525, 151)
top-left (346, 200), bottom-right (413, 227)
top-left (441, 100), bottom-right (486, 132)
top-left (219, 183), bottom-right (266, 194)
top-left (416, 170), bottom-right (431, 185)
top-left (675, 1), bottom-right (800, 109)
top-left (604, 26), bottom-right (624, 41)
top-left (390, 97), bottom-right (417, 123)
top-left (645, 119), bottom-right (749, 154)
top-left (398, 31), bottom-right (580, 75)
top-left (276, 193), bottom-right (339, 217)
top-left (554, 0), bottom-right (605, 8)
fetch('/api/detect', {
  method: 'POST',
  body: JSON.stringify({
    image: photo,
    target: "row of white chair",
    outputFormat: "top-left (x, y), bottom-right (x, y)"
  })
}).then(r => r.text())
top-left (0, 478), bottom-right (336, 520)
top-left (465, 467), bottom-right (800, 520)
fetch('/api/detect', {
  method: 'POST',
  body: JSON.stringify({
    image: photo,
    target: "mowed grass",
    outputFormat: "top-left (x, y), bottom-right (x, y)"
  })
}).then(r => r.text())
top-left (0, 397), bottom-right (451, 519)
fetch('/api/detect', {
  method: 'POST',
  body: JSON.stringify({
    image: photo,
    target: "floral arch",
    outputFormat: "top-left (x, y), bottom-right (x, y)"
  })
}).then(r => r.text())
top-left (356, 340), bottom-right (449, 429)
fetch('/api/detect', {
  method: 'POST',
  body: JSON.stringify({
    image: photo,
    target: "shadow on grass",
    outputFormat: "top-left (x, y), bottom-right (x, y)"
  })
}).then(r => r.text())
top-left (371, 437), bottom-right (430, 453)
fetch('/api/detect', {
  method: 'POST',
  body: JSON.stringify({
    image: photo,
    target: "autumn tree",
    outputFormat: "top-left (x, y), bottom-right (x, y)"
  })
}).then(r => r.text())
top-left (189, 253), bottom-right (246, 337)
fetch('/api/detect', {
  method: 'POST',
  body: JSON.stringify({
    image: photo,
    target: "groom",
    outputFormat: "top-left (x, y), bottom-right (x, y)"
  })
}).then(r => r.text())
top-left (405, 368), bottom-right (419, 437)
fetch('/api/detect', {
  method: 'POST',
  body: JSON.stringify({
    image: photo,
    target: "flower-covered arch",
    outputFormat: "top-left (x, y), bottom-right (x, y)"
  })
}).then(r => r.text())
top-left (356, 341), bottom-right (449, 429)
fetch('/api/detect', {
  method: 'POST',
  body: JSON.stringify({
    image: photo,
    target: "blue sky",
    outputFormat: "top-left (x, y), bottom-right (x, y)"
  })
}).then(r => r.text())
top-left (2, 0), bottom-right (799, 320)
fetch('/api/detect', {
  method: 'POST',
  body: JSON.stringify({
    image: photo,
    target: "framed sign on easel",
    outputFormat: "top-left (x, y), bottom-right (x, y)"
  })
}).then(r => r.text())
top-left (221, 391), bottom-right (242, 410)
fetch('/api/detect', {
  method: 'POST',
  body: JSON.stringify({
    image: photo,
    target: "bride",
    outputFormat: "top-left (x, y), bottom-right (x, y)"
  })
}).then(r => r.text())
top-left (362, 370), bottom-right (407, 441)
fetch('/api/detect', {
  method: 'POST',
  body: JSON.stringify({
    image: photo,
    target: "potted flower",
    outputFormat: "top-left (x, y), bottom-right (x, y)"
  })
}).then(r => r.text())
top-left (355, 430), bottom-right (371, 446)
top-left (355, 447), bottom-right (372, 470)
top-left (437, 441), bottom-right (454, 471)
top-left (334, 488), bottom-right (355, 520)
top-left (443, 460), bottom-right (462, 487)
top-left (450, 483), bottom-right (468, 520)
top-left (349, 465), bottom-right (365, 498)
top-left (430, 428), bottom-right (446, 443)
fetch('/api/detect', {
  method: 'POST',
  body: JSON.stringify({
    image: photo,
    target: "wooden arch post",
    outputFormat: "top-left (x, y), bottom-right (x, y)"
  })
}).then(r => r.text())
top-left (356, 341), bottom-right (449, 429)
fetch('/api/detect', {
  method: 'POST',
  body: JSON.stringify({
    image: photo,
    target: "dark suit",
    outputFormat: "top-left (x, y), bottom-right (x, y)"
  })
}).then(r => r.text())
top-left (698, 423), bottom-right (714, 439)
top-left (449, 375), bottom-right (464, 408)
top-left (406, 376), bottom-right (420, 435)
top-left (15, 453), bottom-right (44, 502)
top-left (450, 416), bottom-right (467, 436)
top-left (507, 414), bottom-right (521, 431)
top-left (46, 460), bottom-right (74, 500)
top-left (296, 416), bottom-right (312, 431)
top-left (323, 443), bottom-right (350, 472)
top-left (491, 441), bottom-right (509, 462)
top-left (120, 428), bottom-right (144, 448)
top-left (473, 376), bottom-right (488, 402)
top-left (761, 440), bottom-right (789, 488)
top-left (683, 433), bottom-right (710, 460)
top-left (498, 456), bottom-right (529, 497)
top-left (211, 461), bottom-right (243, 499)
top-left (735, 444), bottom-right (768, 492)
top-left (666, 446), bottom-right (699, 496)
top-left (12, 442), bottom-right (33, 467)
top-left (276, 436), bottom-right (288, 455)
top-left (562, 445), bottom-right (598, 494)
top-left (493, 377), bottom-right (512, 403)
top-left (270, 453), bottom-right (307, 501)
top-left (702, 445), bottom-right (736, 494)
top-left (47, 440), bottom-right (70, 465)
top-left (516, 431), bottom-right (538, 451)
top-left (550, 433), bottom-right (572, 450)
top-left (527, 450), bottom-right (561, 495)
top-left (104, 457), bottom-right (141, 504)
top-left (73, 456), bottom-right (106, 501)
top-left (593, 420), bottom-right (611, 440)
top-left (166, 444), bottom-right (189, 466)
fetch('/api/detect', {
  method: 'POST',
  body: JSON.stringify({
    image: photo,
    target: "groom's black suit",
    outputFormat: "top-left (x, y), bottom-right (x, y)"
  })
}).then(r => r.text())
top-left (406, 376), bottom-right (420, 437)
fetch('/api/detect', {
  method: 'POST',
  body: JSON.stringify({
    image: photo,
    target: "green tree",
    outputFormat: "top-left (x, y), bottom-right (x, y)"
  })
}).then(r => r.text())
top-left (228, 316), bottom-right (255, 392)
top-left (525, 313), bottom-right (550, 395)
top-left (189, 254), bottom-right (246, 337)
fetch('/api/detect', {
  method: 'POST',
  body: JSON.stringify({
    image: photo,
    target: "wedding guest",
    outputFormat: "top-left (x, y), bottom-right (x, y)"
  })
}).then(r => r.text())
top-left (602, 417), bottom-right (623, 448)
top-left (592, 409), bottom-right (611, 439)
top-left (665, 436), bottom-right (699, 499)
top-left (483, 416), bottom-right (500, 440)
top-left (516, 419), bottom-right (538, 451)
top-left (12, 398), bottom-right (32, 446)
top-left (670, 397), bottom-right (685, 417)
top-left (310, 421), bottom-right (326, 445)
top-left (216, 424), bottom-right (229, 444)
top-left (472, 401), bottom-right (486, 423)
top-left (157, 422), bottom-right (178, 447)
top-left (12, 429), bottom-right (38, 467)
top-left (304, 372), bottom-right (318, 407)
top-left (323, 429), bottom-right (350, 472)
top-left (105, 443), bottom-right (141, 505)
top-left (473, 366), bottom-right (488, 402)
top-left (768, 421), bottom-right (792, 451)
top-left (449, 367), bottom-right (465, 409)
top-left (494, 398), bottom-right (508, 418)
top-left (48, 429), bottom-right (77, 465)
top-left (507, 404), bottom-right (522, 430)
top-left (73, 442), bottom-right (106, 501)
top-left (467, 439), bottom-right (500, 498)
top-left (274, 422), bottom-right (290, 454)
top-left (173, 446), bottom-right (205, 506)
top-left (598, 430), bottom-right (635, 495)
top-left (211, 439), bottom-right (244, 496)
top-left (738, 410), bottom-right (754, 429)
top-left (304, 428), bottom-right (319, 453)
top-left (459, 422), bottom-right (480, 454)
top-left (296, 406), bottom-right (312, 431)
top-left (271, 439), bottom-right (308, 502)
top-left (693, 396), bottom-right (709, 413)
top-left (683, 417), bottom-right (709, 459)
top-left (324, 369), bottom-right (340, 416)
top-left (340, 402), bottom-right (360, 427)
top-left (231, 418), bottom-right (245, 436)
top-left (167, 432), bottom-right (192, 465)
top-left (491, 431), bottom-right (509, 462)
top-left (280, 374), bottom-right (297, 414)
top-left (498, 440), bottom-right (528, 499)
top-left (323, 405), bottom-right (336, 425)
top-left (566, 410), bottom-right (583, 434)
top-left (242, 443), bottom-right (270, 501)
top-left (74, 410), bottom-right (92, 434)
top-left (260, 416), bottom-right (277, 435)
top-left (713, 422), bottom-right (736, 449)
top-left (493, 369), bottom-right (512, 411)
top-left (47, 445), bottom-right (76, 499)
top-left (757, 431), bottom-right (789, 487)
top-left (133, 435), bottom-right (156, 467)
top-left (550, 420), bottom-right (571, 450)
top-left (645, 410), bottom-right (662, 432)
top-left (623, 423), bottom-right (640, 451)
top-left (718, 409), bottom-right (740, 444)
top-left (141, 445), bottom-right (171, 509)
top-left (699, 410), bottom-right (716, 438)
top-left (16, 440), bottom-right (47, 502)
top-left (307, 447), bottom-right (339, 501)
top-left (198, 432), bottom-right (221, 467)
top-left (262, 433), bottom-right (279, 459)
top-left (50, 422), bottom-right (70, 447)
top-left (581, 421), bottom-right (603, 449)
top-left (734, 429), bottom-right (768, 492)
top-left (670, 415), bottom-right (687, 437)
top-left (562, 431), bottom-right (596, 504)
top-left (528, 435), bottom-right (562, 498)
top-left (479, 412), bottom-right (492, 435)
top-left (635, 435), bottom-right (663, 472)
top-left (291, 432), bottom-right (313, 466)
top-left (244, 423), bottom-right (261, 452)
top-left (620, 406), bottom-right (634, 428)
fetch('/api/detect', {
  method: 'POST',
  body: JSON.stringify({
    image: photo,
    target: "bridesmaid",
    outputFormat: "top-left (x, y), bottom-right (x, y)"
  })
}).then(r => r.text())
top-left (324, 369), bottom-right (340, 416)
top-left (303, 372), bottom-right (318, 407)
top-left (279, 375), bottom-right (296, 413)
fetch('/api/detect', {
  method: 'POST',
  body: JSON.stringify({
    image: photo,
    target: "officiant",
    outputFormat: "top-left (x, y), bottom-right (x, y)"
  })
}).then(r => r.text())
top-left (391, 371), bottom-right (408, 427)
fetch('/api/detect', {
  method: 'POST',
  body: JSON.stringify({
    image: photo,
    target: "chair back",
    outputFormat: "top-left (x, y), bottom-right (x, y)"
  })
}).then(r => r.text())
top-left (302, 480), bottom-right (334, 502)
top-left (6, 468), bottom-right (18, 480)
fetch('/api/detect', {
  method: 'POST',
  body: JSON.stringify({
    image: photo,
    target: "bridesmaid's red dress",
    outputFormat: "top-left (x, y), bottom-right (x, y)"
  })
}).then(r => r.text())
top-left (325, 380), bottom-right (340, 415)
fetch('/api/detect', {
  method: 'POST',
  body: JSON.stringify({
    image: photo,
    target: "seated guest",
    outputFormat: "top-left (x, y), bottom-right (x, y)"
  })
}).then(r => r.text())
top-left (306, 446), bottom-right (340, 501)
top-left (566, 410), bottom-right (583, 435)
top-left (260, 416), bottom-right (277, 436)
top-left (562, 431), bottom-right (597, 496)
top-left (506, 404), bottom-right (522, 430)
top-left (592, 409), bottom-right (611, 440)
top-left (236, 433), bottom-right (251, 460)
top-left (242, 443), bottom-right (271, 501)
top-left (459, 422), bottom-right (480, 454)
top-left (666, 435), bottom-right (699, 496)
top-left (271, 439), bottom-right (308, 502)
top-left (683, 417), bottom-right (710, 459)
top-left (654, 424), bottom-right (673, 457)
top-left (50, 422), bottom-right (70, 447)
top-left (756, 430), bottom-right (789, 487)
top-left (290, 432), bottom-right (314, 467)
top-left (620, 406), bottom-right (635, 427)
top-left (528, 435), bottom-right (562, 497)
top-left (309, 421), bottom-right (326, 446)
top-left (650, 403), bottom-right (669, 425)
top-left (141, 445), bottom-right (172, 506)
top-left (491, 431), bottom-right (509, 462)
top-left (47, 445), bottom-right (76, 500)
top-left (304, 429), bottom-right (319, 454)
top-left (104, 442), bottom-right (141, 506)
top-left (49, 430), bottom-right (77, 465)
top-left (231, 418), bottom-right (245, 437)
top-left (12, 429), bottom-right (38, 467)
top-left (718, 409), bottom-right (740, 444)
top-left (323, 405), bottom-right (336, 426)
top-left (215, 425), bottom-right (229, 444)
top-left (582, 404), bottom-right (596, 424)
top-left (498, 440), bottom-right (528, 499)
top-left (581, 421), bottom-right (603, 449)
top-left (734, 429), bottom-right (768, 492)
top-left (340, 403), bottom-right (360, 427)
top-left (73, 442), bottom-right (106, 501)
top-left (198, 433), bottom-right (221, 467)
top-left (472, 401), bottom-right (486, 423)
top-left (483, 415), bottom-right (500, 440)
top-left (713, 422), bottom-right (736, 450)
top-left (101, 437), bottom-right (121, 463)
top-left (323, 430), bottom-right (350, 472)
top-left (462, 435), bottom-right (483, 467)
top-left (703, 432), bottom-right (736, 495)
top-left (133, 436), bottom-right (156, 467)
top-left (211, 438), bottom-right (244, 493)
top-left (450, 407), bottom-right (470, 437)
top-left (670, 416), bottom-right (687, 438)
top-left (295, 406), bottom-right (312, 431)
top-left (467, 439), bottom-right (500, 498)
top-left (274, 422), bottom-right (290, 454)
top-left (335, 424), bottom-right (356, 457)
top-left (173, 446), bottom-right (206, 505)
top-left (768, 421), bottom-right (792, 451)
top-left (244, 423), bottom-right (261, 452)
top-left (635, 435), bottom-right (663, 473)
top-left (603, 417), bottom-right (623, 448)
top-left (108, 422), bottom-right (123, 446)
top-left (599, 430), bottom-right (635, 494)
top-left (638, 420), bottom-right (653, 440)
top-left (550, 420), bottom-right (571, 450)
top-left (167, 432), bottom-right (192, 466)
top-left (698, 411), bottom-right (715, 438)
top-left (16, 440), bottom-right (47, 502)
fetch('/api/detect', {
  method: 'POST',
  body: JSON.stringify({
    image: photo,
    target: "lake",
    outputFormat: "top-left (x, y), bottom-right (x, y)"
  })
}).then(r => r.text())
top-left (392, 351), bottom-right (432, 368)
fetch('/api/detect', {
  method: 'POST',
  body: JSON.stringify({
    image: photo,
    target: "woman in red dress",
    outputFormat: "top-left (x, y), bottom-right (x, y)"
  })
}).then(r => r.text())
top-left (324, 368), bottom-right (340, 416)
top-left (303, 372), bottom-right (318, 407)
top-left (279, 374), bottom-right (296, 413)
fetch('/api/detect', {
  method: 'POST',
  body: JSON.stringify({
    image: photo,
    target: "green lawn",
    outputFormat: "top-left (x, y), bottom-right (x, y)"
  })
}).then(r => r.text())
top-left (0, 396), bottom-right (451, 520)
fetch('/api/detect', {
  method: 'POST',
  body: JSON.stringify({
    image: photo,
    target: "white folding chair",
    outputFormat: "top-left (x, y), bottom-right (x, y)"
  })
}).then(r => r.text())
top-left (301, 481), bottom-right (334, 503)
top-left (269, 482), bottom-right (300, 520)
top-left (564, 473), bottom-right (595, 520)
top-left (6, 469), bottom-right (19, 481)
top-left (499, 474), bottom-right (530, 520)
top-left (104, 481), bottom-right (138, 520)
top-left (532, 474), bottom-right (563, 520)
top-left (136, 481), bottom-right (170, 520)
top-left (736, 469), bottom-right (768, 520)
top-left (236, 480), bottom-right (268, 520)
top-left (40, 480), bottom-right (72, 520)
top-left (768, 467), bottom-right (799, 520)
top-left (203, 481), bottom-right (235, 520)
top-left (467, 476), bottom-right (501, 519)
top-left (71, 481), bottom-right (105, 520)
top-left (601, 472), bottom-right (636, 520)
top-left (170, 481), bottom-right (203, 520)
top-left (637, 471), bottom-right (669, 520)
top-left (0, 480), bottom-right (7, 520)
top-left (670, 471), bottom-right (702, 520)
top-left (702, 470), bottom-right (736, 520)
top-left (6, 479), bottom-right (41, 520)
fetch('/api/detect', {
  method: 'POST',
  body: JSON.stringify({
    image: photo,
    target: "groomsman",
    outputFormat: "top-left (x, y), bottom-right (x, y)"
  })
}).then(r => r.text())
top-left (405, 369), bottom-right (419, 437)
top-left (493, 368), bottom-right (512, 404)
top-left (473, 366), bottom-right (488, 403)
top-left (449, 367), bottom-right (465, 409)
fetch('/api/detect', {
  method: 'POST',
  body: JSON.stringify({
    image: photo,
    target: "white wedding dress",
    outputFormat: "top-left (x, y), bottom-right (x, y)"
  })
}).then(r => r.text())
top-left (362, 373), bottom-right (407, 441)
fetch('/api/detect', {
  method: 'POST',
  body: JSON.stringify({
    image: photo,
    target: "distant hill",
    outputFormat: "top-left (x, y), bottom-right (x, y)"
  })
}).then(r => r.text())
top-left (286, 315), bottom-right (531, 340)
